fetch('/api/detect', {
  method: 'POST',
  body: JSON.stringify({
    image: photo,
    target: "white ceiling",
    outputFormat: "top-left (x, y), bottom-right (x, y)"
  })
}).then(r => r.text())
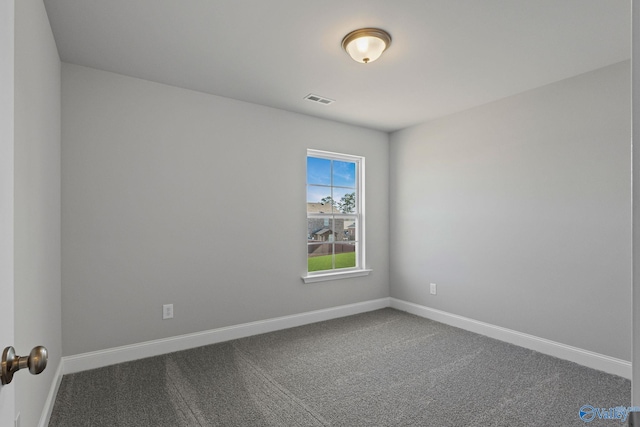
top-left (43, 0), bottom-right (631, 133)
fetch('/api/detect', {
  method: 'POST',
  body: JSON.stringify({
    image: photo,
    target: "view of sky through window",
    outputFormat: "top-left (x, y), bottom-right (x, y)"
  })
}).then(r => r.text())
top-left (307, 157), bottom-right (356, 210)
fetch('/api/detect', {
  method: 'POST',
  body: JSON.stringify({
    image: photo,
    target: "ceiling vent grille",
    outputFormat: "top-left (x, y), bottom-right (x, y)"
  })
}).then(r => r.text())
top-left (304, 93), bottom-right (335, 106)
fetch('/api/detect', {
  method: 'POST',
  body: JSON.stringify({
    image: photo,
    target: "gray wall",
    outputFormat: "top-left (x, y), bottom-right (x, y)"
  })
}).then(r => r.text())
top-left (61, 64), bottom-right (389, 356)
top-left (389, 61), bottom-right (631, 361)
top-left (14, 0), bottom-right (62, 425)
top-left (633, 2), bottom-right (640, 406)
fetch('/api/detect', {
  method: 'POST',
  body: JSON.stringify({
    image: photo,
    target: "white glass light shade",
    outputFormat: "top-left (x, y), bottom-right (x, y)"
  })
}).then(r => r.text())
top-left (342, 28), bottom-right (391, 64)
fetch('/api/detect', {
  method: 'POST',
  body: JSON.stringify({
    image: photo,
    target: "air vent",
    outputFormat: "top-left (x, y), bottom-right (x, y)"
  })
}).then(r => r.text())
top-left (304, 93), bottom-right (335, 106)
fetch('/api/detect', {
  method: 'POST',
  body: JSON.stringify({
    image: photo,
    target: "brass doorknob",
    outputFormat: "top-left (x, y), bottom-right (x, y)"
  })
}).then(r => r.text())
top-left (1, 346), bottom-right (48, 385)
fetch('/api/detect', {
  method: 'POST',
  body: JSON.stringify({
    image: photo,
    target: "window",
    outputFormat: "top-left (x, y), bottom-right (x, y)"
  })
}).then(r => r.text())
top-left (304, 149), bottom-right (370, 283)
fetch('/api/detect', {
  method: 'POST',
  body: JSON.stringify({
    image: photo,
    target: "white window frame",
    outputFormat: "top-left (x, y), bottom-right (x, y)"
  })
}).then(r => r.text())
top-left (303, 149), bottom-right (371, 283)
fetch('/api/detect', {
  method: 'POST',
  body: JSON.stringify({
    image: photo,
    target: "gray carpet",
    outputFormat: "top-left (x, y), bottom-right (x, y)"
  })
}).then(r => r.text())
top-left (49, 308), bottom-right (630, 426)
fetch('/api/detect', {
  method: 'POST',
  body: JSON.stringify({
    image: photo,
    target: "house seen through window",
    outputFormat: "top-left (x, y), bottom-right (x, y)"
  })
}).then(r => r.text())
top-left (307, 150), bottom-right (364, 275)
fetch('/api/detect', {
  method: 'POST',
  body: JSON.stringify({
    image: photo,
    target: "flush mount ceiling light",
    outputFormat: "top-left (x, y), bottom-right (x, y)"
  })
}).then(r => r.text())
top-left (341, 28), bottom-right (392, 64)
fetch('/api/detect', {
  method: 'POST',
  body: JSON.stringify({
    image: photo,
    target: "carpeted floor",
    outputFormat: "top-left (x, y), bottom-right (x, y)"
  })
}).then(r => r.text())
top-left (49, 308), bottom-right (631, 426)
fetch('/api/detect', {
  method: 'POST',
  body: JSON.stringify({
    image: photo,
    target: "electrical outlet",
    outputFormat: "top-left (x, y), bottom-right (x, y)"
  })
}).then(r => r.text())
top-left (430, 283), bottom-right (437, 295)
top-left (163, 304), bottom-right (173, 319)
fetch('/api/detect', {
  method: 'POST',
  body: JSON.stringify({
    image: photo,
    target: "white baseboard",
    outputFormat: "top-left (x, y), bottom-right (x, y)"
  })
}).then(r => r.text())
top-left (61, 296), bottom-right (631, 381)
top-left (389, 298), bottom-right (632, 379)
top-left (62, 297), bottom-right (391, 375)
top-left (38, 359), bottom-right (64, 427)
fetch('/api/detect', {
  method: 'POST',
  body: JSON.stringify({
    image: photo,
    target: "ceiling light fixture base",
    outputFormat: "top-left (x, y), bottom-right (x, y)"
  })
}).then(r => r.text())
top-left (341, 28), bottom-right (392, 64)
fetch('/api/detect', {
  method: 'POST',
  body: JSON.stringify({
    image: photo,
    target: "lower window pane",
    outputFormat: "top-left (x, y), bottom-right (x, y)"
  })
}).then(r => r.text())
top-left (308, 243), bottom-right (333, 272)
top-left (307, 241), bottom-right (357, 272)
top-left (339, 217), bottom-right (357, 242)
top-left (307, 218), bottom-right (334, 242)
top-left (334, 241), bottom-right (356, 269)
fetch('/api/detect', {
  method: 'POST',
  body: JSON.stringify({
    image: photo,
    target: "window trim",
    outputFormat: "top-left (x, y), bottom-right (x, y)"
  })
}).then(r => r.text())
top-left (302, 268), bottom-right (372, 284)
top-left (302, 149), bottom-right (370, 283)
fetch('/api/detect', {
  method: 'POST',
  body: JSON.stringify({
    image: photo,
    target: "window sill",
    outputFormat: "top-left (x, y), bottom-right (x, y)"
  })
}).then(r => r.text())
top-left (302, 269), bottom-right (372, 284)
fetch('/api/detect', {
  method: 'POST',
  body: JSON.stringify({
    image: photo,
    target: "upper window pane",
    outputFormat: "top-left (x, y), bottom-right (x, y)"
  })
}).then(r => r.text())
top-left (306, 157), bottom-right (331, 186)
top-left (332, 160), bottom-right (356, 188)
top-left (307, 185), bottom-right (333, 210)
top-left (331, 188), bottom-right (356, 214)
